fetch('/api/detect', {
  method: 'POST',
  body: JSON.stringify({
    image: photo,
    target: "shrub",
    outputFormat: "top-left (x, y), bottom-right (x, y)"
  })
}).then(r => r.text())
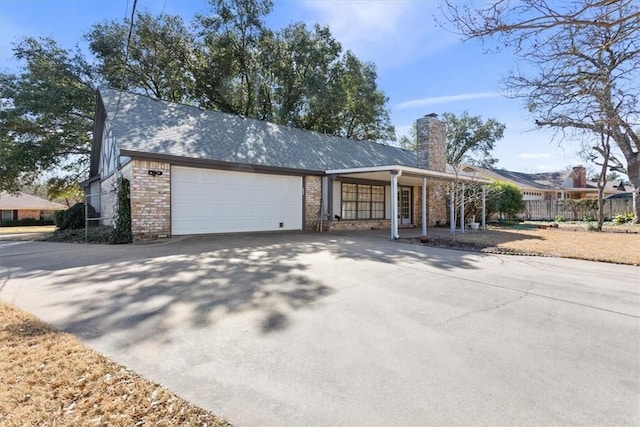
top-left (555, 215), bottom-right (566, 222)
top-left (44, 225), bottom-right (114, 244)
top-left (586, 222), bottom-right (600, 232)
top-left (112, 178), bottom-right (132, 244)
top-left (486, 181), bottom-right (526, 220)
top-left (613, 212), bottom-right (635, 224)
top-left (57, 203), bottom-right (97, 231)
top-left (53, 210), bottom-right (66, 228)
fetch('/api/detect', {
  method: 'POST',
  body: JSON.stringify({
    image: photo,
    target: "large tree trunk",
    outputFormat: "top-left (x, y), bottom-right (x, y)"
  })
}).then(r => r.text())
top-left (627, 155), bottom-right (640, 224)
top-left (596, 155), bottom-right (608, 231)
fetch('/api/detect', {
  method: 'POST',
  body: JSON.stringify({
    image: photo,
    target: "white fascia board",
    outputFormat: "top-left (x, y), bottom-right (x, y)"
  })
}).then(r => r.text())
top-left (325, 165), bottom-right (491, 184)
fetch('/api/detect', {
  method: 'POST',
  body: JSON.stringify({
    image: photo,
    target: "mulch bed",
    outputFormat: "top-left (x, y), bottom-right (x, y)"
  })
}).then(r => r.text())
top-left (404, 235), bottom-right (531, 256)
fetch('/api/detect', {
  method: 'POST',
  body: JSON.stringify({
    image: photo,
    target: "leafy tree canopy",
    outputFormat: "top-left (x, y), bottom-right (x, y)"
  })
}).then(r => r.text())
top-left (1, 0), bottom-right (395, 195)
top-left (443, 112), bottom-right (505, 168)
top-left (0, 37), bottom-right (95, 194)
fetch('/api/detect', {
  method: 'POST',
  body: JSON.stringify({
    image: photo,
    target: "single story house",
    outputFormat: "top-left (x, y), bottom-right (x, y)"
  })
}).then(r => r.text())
top-left (0, 191), bottom-right (66, 222)
top-left (83, 88), bottom-right (488, 241)
top-left (464, 165), bottom-right (625, 201)
top-left (605, 192), bottom-right (633, 200)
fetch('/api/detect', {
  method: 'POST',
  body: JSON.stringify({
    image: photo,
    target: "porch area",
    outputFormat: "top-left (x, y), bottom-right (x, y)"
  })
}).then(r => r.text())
top-left (322, 165), bottom-right (491, 240)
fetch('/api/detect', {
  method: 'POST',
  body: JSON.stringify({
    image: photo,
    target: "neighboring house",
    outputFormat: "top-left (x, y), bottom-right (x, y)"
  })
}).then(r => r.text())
top-left (464, 165), bottom-right (625, 201)
top-left (605, 192), bottom-right (633, 200)
top-left (83, 88), bottom-right (487, 240)
top-left (0, 191), bottom-right (66, 223)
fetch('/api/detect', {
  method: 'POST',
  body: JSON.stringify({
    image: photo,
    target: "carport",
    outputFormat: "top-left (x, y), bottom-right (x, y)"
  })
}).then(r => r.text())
top-left (326, 165), bottom-right (491, 240)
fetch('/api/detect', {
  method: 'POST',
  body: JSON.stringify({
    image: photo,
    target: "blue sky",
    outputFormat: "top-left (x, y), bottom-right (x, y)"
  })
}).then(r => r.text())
top-left (0, 0), bottom-right (590, 173)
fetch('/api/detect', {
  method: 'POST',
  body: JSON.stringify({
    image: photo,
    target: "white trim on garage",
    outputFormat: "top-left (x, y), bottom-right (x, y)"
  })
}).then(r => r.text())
top-left (171, 166), bottom-right (303, 235)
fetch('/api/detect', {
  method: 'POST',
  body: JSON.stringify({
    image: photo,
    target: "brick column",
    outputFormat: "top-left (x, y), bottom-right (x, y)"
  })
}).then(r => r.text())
top-left (130, 160), bottom-right (171, 240)
top-left (304, 175), bottom-right (323, 231)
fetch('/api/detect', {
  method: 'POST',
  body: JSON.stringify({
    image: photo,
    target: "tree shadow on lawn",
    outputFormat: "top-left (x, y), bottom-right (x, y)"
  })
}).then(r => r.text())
top-left (410, 227), bottom-right (546, 254)
top-left (0, 232), bottom-right (487, 344)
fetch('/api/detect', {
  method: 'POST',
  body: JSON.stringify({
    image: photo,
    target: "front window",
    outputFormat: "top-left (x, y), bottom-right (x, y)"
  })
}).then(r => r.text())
top-left (1, 210), bottom-right (14, 221)
top-left (341, 183), bottom-right (385, 220)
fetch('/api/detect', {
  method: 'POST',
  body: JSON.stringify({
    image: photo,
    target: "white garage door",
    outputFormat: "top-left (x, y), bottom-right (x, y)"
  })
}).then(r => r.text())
top-left (171, 166), bottom-right (303, 235)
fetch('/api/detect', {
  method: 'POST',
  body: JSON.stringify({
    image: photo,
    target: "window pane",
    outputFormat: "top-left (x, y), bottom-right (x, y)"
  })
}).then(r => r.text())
top-left (339, 183), bottom-right (386, 220)
top-left (1, 210), bottom-right (12, 220)
top-left (372, 202), bottom-right (385, 219)
top-left (342, 183), bottom-right (357, 202)
top-left (342, 201), bottom-right (357, 219)
top-left (358, 202), bottom-right (371, 219)
top-left (358, 185), bottom-right (371, 201)
top-left (372, 186), bottom-right (384, 202)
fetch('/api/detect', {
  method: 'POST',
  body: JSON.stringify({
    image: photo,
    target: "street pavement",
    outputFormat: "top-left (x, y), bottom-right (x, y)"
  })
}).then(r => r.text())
top-left (1, 232), bottom-right (638, 426)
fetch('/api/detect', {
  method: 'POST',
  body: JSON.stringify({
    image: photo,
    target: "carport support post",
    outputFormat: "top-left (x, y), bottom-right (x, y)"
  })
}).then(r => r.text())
top-left (482, 185), bottom-right (486, 230)
top-left (421, 177), bottom-right (427, 236)
top-left (460, 183), bottom-right (465, 233)
top-left (390, 170), bottom-right (402, 240)
top-left (449, 182), bottom-right (455, 233)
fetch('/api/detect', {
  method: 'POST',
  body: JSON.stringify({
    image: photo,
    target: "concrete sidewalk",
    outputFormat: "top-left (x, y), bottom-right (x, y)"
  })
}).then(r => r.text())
top-left (1, 232), bottom-right (638, 426)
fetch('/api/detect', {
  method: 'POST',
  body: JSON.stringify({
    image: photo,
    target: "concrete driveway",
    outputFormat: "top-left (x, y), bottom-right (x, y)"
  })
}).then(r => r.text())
top-left (1, 232), bottom-right (639, 426)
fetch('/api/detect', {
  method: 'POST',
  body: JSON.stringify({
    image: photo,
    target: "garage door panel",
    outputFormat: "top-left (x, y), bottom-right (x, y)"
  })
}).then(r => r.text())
top-left (171, 166), bottom-right (303, 235)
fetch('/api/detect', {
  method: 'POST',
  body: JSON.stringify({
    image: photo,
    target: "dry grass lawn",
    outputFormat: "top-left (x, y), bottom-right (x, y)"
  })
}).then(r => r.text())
top-left (0, 303), bottom-right (230, 426)
top-left (0, 225), bottom-right (56, 235)
top-left (422, 222), bottom-right (640, 265)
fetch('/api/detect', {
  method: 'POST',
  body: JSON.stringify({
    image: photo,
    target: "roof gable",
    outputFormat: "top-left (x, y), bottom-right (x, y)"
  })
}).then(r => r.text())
top-left (98, 87), bottom-right (417, 172)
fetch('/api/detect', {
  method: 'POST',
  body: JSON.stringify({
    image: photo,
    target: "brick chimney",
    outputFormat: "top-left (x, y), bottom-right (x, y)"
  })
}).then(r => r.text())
top-left (416, 113), bottom-right (447, 226)
top-left (416, 113), bottom-right (446, 172)
top-left (572, 165), bottom-right (586, 188)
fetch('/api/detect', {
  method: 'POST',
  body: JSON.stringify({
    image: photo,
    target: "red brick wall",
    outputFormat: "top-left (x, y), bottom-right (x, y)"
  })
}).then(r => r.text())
top-left (17, 210), bottom-right (40, 220)
top-left (573, 166), bottom-right (586, 188)
top-left (304, 175), bottom-right (323, 231)
top-left (410, 181), bottom-right (449, 227)
top-left (328, 219), bottom-right (391, 231)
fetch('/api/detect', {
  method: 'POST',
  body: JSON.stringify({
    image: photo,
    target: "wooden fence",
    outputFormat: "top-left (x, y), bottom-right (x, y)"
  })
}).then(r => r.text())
top-left (516, 199), bottom-right (633, 221)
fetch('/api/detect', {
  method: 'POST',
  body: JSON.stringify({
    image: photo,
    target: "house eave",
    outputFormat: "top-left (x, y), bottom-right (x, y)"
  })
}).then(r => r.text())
top-left (119, 149), bottom-right (325, 177)
top-left (325, 165), bottom-right (491, 184)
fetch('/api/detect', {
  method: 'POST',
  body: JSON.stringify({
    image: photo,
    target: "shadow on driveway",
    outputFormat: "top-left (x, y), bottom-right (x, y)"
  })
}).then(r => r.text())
top-left (0, 231), bottom-right (485, 344)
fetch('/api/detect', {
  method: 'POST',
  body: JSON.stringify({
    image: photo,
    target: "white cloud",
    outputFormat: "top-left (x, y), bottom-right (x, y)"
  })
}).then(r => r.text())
top-left (395, 92), bottom-right (502, 109)
top-left (298, 1), bottom-right (456, 68)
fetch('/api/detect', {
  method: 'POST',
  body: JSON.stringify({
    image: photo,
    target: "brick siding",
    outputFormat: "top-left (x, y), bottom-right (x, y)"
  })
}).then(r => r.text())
top-left (328, 219), bottom-right (391, 231)
top-left (129, 160), bottom-right (171, 240)
top-left (304, 175), bottom-right (323, 231)
top-left (416, 115), bottom-right (446, 172)
top-left (17, 210), bottom-right (40, 220)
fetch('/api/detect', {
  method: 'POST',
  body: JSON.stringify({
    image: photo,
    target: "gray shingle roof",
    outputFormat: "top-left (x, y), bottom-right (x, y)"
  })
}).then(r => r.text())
top-left (481, 168), bottom-right (559, 190)
top-left (468, 166), bottom-right (625, 193)
top-left (99, 87), bottom-right (417, 172)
